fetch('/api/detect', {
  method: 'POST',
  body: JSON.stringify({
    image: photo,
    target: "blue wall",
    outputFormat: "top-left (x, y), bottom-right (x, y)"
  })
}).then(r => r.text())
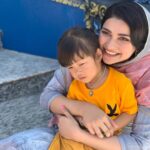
top-left (0, 0), bottom-right (85, 58)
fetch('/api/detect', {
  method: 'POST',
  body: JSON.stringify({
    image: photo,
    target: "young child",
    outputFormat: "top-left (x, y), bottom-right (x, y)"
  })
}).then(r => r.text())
top-left (49, 27), bottom-right (137, 150)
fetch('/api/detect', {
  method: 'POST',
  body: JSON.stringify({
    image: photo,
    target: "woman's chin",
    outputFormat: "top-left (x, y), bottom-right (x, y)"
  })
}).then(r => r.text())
top-left (103, 58), bottom-right (116, 65)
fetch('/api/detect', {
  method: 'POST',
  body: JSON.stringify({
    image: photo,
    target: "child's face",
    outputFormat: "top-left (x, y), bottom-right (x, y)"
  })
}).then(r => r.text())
top-left (67, 54), bottom-right (102, 83)
top-left (99, 17), bottom-right (136, 65)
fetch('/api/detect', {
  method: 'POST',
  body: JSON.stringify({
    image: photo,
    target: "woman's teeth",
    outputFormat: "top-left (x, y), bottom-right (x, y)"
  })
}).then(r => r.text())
top-left (106, 50), bottom-right (117, 55)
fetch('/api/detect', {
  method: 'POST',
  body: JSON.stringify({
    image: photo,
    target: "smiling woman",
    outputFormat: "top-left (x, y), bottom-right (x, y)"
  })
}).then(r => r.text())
top-left (99, 18), bottom-right (136, 65)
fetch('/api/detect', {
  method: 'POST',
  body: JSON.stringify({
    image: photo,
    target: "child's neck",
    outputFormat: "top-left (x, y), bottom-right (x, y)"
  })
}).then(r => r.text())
top-left (86, 64), bottom-right (108, 90)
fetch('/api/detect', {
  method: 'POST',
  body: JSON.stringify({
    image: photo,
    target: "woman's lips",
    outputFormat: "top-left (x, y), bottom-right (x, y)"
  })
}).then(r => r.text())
top-left (105, 50), bottom-right (118, 56)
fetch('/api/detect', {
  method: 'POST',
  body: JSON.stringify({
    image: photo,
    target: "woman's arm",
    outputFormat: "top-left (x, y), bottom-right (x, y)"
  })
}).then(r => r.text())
top-left (58, 108), bottom-right (121, 150)
top-left (40, 67), bottom-right (116, 137)
top-left (39, 66), bottom-right (105, 117)
top-left (40, 67), bottom-right (72, 109)
top-left (77, 130), bottom-right (121, 150)
top-left (50, 95), bottom-right (117, 138)
top-left (39, 67), bottom-right (103, 116)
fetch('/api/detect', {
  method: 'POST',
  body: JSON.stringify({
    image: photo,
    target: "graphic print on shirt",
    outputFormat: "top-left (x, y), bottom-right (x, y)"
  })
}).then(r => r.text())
top-left (107, 104), bottom-right (119, 117)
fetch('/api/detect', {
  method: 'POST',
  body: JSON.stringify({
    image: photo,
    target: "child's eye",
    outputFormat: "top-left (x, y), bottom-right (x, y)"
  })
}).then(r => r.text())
top-left (79, 63), bottom-right (85, 66)
top-left (68, 66), bottom-right (73, 70)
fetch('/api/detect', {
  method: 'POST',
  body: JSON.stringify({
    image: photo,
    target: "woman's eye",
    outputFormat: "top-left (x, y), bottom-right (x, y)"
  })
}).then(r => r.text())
top-left (119, 37), bottom-right (130, 41)
top-left (101, 30), bottom-right (109, 35)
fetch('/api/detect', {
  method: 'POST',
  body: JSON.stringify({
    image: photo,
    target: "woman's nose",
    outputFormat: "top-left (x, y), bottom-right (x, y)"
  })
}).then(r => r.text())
top-left (105, 39), bottom-right (117, 51)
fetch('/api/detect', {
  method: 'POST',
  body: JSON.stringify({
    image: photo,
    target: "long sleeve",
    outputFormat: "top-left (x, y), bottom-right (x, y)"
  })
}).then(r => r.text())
top-left (40, 66), bottom-right (72, 110)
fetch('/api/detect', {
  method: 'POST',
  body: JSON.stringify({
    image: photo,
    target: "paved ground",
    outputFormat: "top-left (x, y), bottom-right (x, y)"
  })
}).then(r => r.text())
top-left (0, 93), bottom-right (51, 140)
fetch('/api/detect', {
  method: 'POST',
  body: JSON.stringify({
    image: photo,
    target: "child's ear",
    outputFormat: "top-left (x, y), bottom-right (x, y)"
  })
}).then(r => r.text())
top-left (96, 48), bottom-right (102, 59)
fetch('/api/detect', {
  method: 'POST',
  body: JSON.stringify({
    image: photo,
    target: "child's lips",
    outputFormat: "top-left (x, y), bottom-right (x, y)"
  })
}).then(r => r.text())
top-left (78, 76), bottom-right (86, 80)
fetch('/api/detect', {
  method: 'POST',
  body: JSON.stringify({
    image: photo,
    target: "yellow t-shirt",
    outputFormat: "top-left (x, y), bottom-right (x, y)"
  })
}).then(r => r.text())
top-left (67, 67), bottom-right (138, 119)
top-left (49, 67), bottom-right (138, 150)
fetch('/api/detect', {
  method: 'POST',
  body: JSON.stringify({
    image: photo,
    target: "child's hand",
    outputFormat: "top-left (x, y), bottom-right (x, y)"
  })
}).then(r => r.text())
top-left (58, 106), bottom-right (82, 140)
top-left (80, 104), bottom-right (118, 138)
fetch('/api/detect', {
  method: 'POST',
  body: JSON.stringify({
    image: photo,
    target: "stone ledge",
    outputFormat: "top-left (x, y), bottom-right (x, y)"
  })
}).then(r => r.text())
top-left (0, 49), bottom-right (59, 101)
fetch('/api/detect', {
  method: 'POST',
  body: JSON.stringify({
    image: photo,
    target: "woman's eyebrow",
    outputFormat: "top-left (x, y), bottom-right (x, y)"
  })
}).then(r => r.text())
top-left (102, 27), bottom-right (130, 37)
top-left (118, 33), bottom-right (130, 37)
top-left (101, 27), bottom-right (111, 33)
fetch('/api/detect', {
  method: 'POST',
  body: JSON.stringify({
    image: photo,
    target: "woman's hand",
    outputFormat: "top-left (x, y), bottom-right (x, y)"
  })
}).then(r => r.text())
top-left (80, 103), bottom-right (118, 138)
top-left (57, 106), bottom-right (83, 141)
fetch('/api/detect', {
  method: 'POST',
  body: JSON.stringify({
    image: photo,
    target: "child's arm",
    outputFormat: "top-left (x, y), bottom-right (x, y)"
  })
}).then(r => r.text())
top-left (114, 77), bottom-right (138, 131)
top-left (113, 113), bottom-right (136, 131)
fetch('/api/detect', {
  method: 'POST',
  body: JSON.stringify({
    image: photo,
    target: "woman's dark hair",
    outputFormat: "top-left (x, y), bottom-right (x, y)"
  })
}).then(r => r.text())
top-left (58, 27), bottom-right (99, 67)
top-left (101, 2), bottom-right (148, 54)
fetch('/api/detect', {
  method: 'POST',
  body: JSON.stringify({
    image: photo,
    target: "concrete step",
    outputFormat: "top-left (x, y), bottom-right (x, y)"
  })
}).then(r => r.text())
top-left (0, 49), bottom-right (59, 102)
top-left (0, 93), bottom-right (51, 140)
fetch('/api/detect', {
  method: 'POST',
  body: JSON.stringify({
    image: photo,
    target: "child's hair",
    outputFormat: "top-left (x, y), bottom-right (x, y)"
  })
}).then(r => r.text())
top-left (58, 27), bottom-right (99, 67)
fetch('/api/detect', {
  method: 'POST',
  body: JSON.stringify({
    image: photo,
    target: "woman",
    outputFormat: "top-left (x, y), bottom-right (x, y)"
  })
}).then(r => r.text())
top-left (40, 2), bottom-right (150, 150)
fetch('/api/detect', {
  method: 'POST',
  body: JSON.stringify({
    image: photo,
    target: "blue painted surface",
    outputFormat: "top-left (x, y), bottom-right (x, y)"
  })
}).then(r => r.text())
top-left (0, 0), bottom-right (85, 58)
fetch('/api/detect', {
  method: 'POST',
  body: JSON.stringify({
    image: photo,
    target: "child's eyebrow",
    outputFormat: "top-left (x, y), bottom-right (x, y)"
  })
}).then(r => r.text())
top-left (77, 59), bottom-right (87, 64)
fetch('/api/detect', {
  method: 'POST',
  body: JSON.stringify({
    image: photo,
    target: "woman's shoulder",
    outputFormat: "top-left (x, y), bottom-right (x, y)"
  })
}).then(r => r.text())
top-left (109, 67), bottom-right (126, 77)
top-left (109, 67), bottom-right (132, 85)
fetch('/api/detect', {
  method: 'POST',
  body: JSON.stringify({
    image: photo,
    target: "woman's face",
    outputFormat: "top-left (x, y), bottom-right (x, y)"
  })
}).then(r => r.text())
top-left (99, 17), bottom-right (136, 65)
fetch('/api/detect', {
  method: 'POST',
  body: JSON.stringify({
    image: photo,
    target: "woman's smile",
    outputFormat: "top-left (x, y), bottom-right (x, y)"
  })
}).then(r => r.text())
top-left (105, 49), bottom-right (119, 56)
